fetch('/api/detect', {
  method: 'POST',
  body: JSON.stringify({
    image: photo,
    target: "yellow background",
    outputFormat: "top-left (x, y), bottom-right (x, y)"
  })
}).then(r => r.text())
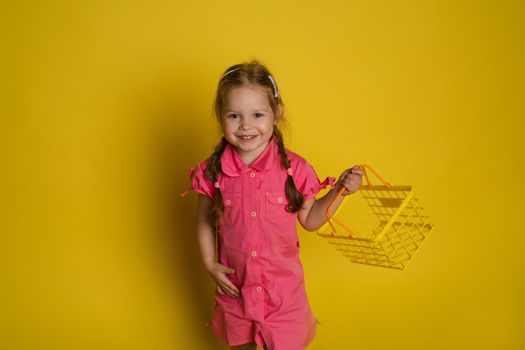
top-left (1, 1), bottom-right (523, 349)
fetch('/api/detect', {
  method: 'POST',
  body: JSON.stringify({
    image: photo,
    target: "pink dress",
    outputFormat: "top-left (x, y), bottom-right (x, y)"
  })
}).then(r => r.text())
top-left (186, 136), bottom-right (335, 350)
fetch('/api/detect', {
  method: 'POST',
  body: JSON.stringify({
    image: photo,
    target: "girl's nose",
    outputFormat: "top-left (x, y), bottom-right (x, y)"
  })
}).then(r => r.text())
top-left (239, 119), bottom-right (250, 130)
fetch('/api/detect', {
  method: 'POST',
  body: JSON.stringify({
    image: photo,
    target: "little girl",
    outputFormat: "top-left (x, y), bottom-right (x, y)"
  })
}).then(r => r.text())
top-left (183, 60), bottom-right (364, 350)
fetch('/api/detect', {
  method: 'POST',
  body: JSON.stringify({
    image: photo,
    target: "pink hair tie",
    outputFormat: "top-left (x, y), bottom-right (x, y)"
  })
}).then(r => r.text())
top-left (214, 181), bottom-right (220, 189)
top-left (286, 167), bottom-right (293, 176)
top-left (319, 176), bottom-right (336, 190)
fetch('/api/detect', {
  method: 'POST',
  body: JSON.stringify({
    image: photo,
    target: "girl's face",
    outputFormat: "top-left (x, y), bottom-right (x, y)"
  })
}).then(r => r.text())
top-left (221, 85), bottom-right (281, 164)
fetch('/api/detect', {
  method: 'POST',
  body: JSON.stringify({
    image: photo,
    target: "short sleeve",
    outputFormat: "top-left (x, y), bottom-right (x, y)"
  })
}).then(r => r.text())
top-left (293, 158), bottom-right (336, 200)
top-left (186, 161), bottom-right (215, 199)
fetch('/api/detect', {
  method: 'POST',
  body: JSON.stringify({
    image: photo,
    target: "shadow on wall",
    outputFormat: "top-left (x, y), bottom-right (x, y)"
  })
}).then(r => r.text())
top-left (137, 71), bottom-right (228, 349)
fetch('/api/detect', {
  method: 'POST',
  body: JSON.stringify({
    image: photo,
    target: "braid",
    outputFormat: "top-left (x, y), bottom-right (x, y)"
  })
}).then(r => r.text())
top-left (273, 126), bottom-right (305, 212)
top-left (205, 137), bottom-right (228, 233)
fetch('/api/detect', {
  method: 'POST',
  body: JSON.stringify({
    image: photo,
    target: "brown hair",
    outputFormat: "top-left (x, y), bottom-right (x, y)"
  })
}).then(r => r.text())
top-left (205, 59), bottom-right (304, 232)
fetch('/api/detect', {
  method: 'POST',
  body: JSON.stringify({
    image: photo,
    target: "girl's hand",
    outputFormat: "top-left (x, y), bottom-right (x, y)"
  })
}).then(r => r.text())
top-left (206, 262), bottom-right (240, 298)
top-left (336, 165), bottom-right (365, 196)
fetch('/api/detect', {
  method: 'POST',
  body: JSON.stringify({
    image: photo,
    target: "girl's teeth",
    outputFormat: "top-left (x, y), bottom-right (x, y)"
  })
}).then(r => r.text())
top-left (241, 136), bottom-right (256, 140)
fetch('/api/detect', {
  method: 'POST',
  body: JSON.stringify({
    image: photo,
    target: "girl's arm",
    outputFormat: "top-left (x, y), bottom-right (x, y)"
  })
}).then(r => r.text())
top-left (196, 194), bottom-right (240, 298)
top-left (297, 166), bottom-right (364, 232)
top-left (196, 194), bottom-right (217, 270)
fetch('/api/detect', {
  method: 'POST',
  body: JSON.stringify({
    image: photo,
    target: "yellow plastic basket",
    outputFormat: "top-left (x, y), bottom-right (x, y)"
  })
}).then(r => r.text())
top-left (317, 164), bottom-right (434, 270)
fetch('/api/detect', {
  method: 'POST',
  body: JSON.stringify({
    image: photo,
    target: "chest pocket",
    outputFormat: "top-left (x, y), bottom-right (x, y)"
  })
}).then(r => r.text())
top-left (265, 192), bottom-right (288, 217)
top-left (222, 192), bottom-right (242, 225)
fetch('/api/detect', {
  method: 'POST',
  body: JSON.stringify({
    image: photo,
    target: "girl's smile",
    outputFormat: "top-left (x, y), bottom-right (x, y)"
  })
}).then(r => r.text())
top-left (237, 135), bottom-right (257, 142)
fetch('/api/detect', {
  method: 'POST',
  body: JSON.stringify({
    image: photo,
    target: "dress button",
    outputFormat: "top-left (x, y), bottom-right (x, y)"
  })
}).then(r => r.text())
top-left (251, 251), bottom-right (257, 257)
top-left (250, 172), bottom-right (256, 177)
top-left (277, 197), bottom-right (283, 203)
top-left (256, 286), bottom-right (262, 292)
top-left (251, 211), bottom-right (257, 217)
top-left (225, 199), bottom-right (231, 205)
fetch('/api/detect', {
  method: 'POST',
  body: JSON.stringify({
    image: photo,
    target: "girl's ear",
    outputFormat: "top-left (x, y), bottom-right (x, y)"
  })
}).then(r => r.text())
top-left (274, 104), bottom-right (283, 125)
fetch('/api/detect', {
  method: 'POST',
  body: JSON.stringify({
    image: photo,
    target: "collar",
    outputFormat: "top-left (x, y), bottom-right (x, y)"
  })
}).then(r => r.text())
top-left (221, 136), bottom-right (279, 177)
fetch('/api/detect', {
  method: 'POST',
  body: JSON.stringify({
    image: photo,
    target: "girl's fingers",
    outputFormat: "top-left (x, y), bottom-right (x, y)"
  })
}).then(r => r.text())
top-left (349, 167), bottom-right (365, 176)
top-left (344, 176), bottom-right (361, 185)
top-left (219, 279), bottom-right (240, 297)
top-left (217, 283), bottom-right (236, 298)
top-left (218, 282), bottom-right (231, 295)
top-left (220, 266), bottom-right (235, 274)
top-left (343, 167), bottom-right (364, 180)
top-left (338, 167), bottom-right (364, 194)
top-left (347, 174), bottom-right (363, 184)
top-left (341, 177), bottom-right (362, 194)
top-left (222, 285), bottom-right (239, 297)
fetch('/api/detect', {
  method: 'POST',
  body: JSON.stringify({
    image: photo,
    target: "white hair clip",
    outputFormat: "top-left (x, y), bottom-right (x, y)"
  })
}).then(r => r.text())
top-left (268, 75), bottom-right (279, 98)
top-left (221, 67), bottom-right (240, 79)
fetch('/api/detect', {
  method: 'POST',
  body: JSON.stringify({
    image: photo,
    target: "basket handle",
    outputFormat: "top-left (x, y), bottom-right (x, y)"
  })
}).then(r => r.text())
top-left (324, 164), bottom-right (393, 237)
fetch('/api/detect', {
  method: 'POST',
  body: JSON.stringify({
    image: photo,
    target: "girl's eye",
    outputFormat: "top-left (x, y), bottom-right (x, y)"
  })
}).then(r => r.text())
top-left (228, 114), bottom-right (239, 119)
top-left (254, 113), bottom-right (264, 118)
